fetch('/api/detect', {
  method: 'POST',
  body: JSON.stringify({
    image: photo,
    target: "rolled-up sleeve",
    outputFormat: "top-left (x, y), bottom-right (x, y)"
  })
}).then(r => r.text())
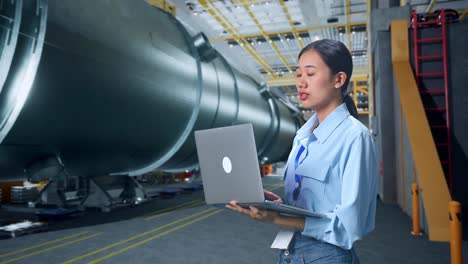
top-left (301, 133), bottom-right (377, 250)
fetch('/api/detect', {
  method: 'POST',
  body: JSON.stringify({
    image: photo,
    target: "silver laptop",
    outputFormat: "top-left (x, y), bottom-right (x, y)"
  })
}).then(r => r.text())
top-left (194, 123), bottom-right (325, 218)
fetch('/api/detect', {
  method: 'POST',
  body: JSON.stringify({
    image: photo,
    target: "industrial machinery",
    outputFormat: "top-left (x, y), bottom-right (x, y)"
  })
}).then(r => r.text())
top-left (0, 0), bottom-right (301, 209)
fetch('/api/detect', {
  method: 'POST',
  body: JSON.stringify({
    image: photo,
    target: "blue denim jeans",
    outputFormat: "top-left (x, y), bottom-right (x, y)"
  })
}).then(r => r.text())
top-left (278, 232), bottom-right (359, 264)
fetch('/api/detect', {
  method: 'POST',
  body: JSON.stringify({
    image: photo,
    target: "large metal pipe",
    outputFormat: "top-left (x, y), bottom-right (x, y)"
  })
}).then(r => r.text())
top-left (0, 0), bottom-right (299, 181)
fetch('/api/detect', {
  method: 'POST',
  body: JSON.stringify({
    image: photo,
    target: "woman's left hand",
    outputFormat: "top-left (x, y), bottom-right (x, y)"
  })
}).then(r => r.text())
top-left (226, 200), bottom-right (280, 223)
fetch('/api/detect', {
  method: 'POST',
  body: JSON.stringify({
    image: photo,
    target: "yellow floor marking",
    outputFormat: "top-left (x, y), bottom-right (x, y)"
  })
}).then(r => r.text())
top-left (88, 210), bottom-right (223, 264)
top-left (143, 199), bottom-right (203, 219)
top-left (0, 232), bottom-right (102, 264)
top-left (0, 231), bottom-right (90, 258)
top-left (265, 182), bottom-right (284, 192)
top-left (144, 200), bottom-right (205, 221)
top-left (62, 208), bottom-right (216, 264)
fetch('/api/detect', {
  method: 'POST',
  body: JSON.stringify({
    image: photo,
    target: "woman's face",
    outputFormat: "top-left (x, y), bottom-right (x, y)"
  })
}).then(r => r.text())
top-left (295, 50), bottom-right (341, 111)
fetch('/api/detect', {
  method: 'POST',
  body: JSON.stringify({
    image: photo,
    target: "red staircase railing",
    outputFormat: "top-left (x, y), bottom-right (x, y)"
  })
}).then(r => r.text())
top-left (411, 9), bottom-right (452, 194)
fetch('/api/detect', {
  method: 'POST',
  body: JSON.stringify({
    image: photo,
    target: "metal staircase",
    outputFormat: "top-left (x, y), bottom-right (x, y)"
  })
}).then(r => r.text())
top-left (411, 9), bottom-right (452, 193)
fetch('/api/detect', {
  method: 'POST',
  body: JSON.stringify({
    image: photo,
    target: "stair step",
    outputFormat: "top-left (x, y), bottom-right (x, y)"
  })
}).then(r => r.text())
top-left (419, 89), bottom-right (445, 95)
top-left (417, 72), bottom-right (444, 77)
top-left (417, 54), bottom-right (443, 60)
top-left (417, 21), bottom-right (439, 26)
top-left (417, 37), bottom-right (443, 43)
top-left (425, 107), bottom-right (447, 112)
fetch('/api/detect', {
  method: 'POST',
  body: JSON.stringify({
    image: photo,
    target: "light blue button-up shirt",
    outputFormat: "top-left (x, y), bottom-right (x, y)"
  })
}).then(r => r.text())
top-left (284, 103), bottom-right (377, 250)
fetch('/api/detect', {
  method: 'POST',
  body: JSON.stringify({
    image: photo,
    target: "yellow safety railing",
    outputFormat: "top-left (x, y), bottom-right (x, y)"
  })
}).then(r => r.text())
top-left (352, 77), bottom-right (369, 114)
top-left (391, 19), bottom-right (451, 241)
top-left (145, 0), bottom-right (176, 16)
top-left (267, 73), bottom-right (369, 87)
top-left (209, 23), bottom-right (367, 42)
top-left (267, 76), bottom-right (296, 87)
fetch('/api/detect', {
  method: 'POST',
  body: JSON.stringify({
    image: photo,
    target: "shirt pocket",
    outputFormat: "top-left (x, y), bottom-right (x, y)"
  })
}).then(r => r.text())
top-left (295, 162), bottom-right (331, 203)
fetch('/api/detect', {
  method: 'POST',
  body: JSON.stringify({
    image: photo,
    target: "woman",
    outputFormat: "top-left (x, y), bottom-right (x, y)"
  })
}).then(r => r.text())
top-left (227, 39), bottom-right (377, 264)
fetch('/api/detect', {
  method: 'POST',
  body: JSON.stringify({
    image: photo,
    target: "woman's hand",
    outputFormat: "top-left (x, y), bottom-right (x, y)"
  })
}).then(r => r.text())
top-left (226, 201), bottom-right (305, 230)
top-left (264, 190), bottom-right (283, 204)
top-left (226, 200), bottom-right (280, 223)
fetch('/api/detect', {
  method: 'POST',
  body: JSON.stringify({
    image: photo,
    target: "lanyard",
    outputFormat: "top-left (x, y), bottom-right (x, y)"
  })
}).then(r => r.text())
top-left (292, 145), bottom-right (305, 202)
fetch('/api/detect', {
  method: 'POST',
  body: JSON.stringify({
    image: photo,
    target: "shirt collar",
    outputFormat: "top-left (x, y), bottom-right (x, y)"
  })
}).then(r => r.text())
top-left (313, 103), bottom-right (350, 144)
top-left (295, 113), bottom-right (318, 143)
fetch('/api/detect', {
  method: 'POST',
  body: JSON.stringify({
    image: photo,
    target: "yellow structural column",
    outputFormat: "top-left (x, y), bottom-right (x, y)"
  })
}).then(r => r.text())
top-left (346, 0), bottom-right (352, 50)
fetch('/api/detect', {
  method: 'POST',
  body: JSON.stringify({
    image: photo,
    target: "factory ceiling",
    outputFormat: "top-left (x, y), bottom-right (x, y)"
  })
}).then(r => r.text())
top-left (165, 0), bottom-right (466, 114)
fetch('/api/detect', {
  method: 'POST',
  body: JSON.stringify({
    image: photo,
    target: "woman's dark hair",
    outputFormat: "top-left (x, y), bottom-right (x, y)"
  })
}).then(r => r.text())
top-left (298, 39), bottom-right (358, 118)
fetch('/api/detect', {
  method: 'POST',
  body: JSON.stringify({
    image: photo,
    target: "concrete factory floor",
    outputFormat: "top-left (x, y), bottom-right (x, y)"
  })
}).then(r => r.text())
top-left (0, 176), bottom-right (465, 264)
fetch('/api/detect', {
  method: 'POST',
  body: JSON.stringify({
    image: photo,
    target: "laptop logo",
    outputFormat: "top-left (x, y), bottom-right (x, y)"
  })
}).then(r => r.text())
top-left (222, 157), bottom-right (232, 174)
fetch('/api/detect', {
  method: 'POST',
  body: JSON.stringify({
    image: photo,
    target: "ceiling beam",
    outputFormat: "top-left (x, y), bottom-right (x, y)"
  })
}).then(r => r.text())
top-left (240, 0), bottom-right (293, 72)
top-left (199, 0), bottom-right (277, 77)
top-left (267, 76), bottom-right (296, 87)
top-left (279, 0), bottom-right (305, 49)
top-left (267, 71), bottom-right (369, 87)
